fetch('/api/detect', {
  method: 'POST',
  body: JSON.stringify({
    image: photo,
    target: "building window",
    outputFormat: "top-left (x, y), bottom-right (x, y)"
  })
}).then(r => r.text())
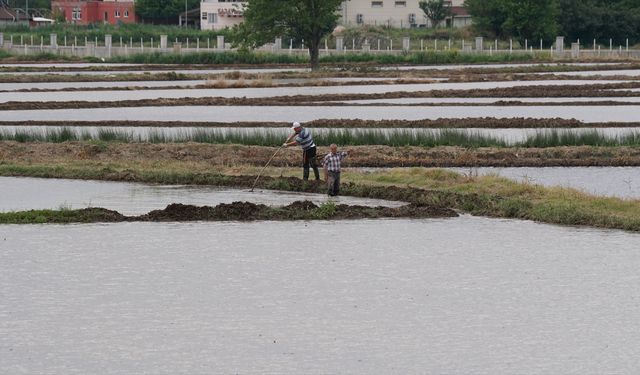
top-left (72, 7), bottom-right (81, 20)
top-left (115, 10), bottom-right (121, 18)
top-left (395, 1), bottom-right (406, 7)
top-left (124, 10), bottom-right (129, 18)
top-left (371, 1), bottom-right (383, 7)
top-left (208, 13), bottom-right (218, 24)
top-left (356, 14), bottom-right (363, 24)
top-left (201, 12), bottom-right (208, 20)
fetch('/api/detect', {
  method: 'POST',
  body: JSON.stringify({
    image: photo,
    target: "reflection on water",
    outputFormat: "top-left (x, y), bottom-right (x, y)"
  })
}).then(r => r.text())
top-left (1, 217), bottom-right (640, 373)
top-left (0, 176), bottom-right (404, 215)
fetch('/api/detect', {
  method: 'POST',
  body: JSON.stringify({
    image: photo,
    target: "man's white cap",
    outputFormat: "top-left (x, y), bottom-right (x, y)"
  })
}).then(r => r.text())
top-left (291, 121), bottom-right (302, 129)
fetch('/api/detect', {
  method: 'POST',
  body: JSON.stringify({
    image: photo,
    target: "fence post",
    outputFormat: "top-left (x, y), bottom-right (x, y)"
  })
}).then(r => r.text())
top-left (555, 36), bottom-right (564, 54)
top-left (336, 36), bottom-right (344, 53)
top-left (160, 35), bottom-right (168, 50)
top-left (571, 42), bottom-right (579, 58)
top-left (105, 34), bottom-right (112, 58)
top-left (475, 37), bottom-right (483, 52)
top-left (217, 35), bottom-right (225, 50)
top-left (402, 37), bottom-right (410, 52)
top-left (0, 33), bottom-right (3, 48)
top-left (50, 33), bottom-right (57, 49)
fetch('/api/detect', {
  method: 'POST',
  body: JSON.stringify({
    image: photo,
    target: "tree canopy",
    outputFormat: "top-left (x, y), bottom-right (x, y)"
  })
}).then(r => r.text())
top-left (135, 0), bottom-right (199, 23)
top-left (464, 0), bottom-right (559, 42)
top-left (464, 0), bottom-right (640, 45)
top-left (234, 0), bottom-right (342, 70)
top-left (419, 0), bottom-right (452, 28)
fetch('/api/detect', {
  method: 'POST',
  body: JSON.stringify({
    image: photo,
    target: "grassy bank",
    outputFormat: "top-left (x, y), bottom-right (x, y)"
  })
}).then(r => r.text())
top-left (106, 50), bottom-right (540, 65)
top-left (2, 141), bottom-right (639, 168)
top-left (2, 127), bottom-right (639, 148)
top-left (0, 162), bottom-right (638, 231)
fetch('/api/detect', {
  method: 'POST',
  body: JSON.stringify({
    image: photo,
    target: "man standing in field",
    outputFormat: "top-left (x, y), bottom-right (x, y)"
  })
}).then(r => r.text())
top-left (323, 144), bottom-right (350, 196)
top-left (283, 122), bottom-right (320, 181)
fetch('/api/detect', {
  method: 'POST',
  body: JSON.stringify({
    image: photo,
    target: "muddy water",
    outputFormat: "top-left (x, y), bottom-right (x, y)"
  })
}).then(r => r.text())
top-left (3, 105), bottom-right (640, 122)
top-left (540, 69), bottom-right (640, 77)
top-left (448, 166), bottom-right (640, 199)
top-left (2, 217), bottom-right (640, 374)
top-left (0, 80), bottom-right (627, 102)
top-left (0, 80), bottom-right (210, 92)
top-left (0, 68), bottom-right (310, 76)
top-left (343, 97), bottom-right (640, 104)
top-left (2, 126), bottom-right (638, 145)
top-left (0, 177), bottom-right (404, 215)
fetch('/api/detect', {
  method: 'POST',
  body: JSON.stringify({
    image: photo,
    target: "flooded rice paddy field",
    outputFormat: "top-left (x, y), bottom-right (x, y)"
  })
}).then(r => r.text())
top-left (4, 104), bottom-right (640, 122)
top-left (0, 177), bottom-right (404, 215)
top-left (0, 80), bottom-right (631, 101)
top-left (2, 217), bottom-right (640, 373)
top-left (2, 62), bottom-right (640, 373)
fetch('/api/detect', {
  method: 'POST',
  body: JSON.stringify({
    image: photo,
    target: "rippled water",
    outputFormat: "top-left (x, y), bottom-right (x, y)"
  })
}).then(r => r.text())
top-left (0, 177), bottom-right (403, 215)
top-left (3, 105), bottom-right (639, 122)
top-left (448, 166), bottom-right (640, 199)
top-left (1, 217), bottom-right (640, 374)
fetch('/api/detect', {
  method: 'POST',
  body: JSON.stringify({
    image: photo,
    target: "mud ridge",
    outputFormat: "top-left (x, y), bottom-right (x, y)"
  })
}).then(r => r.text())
top-left (0, 201), bottom-right (457, 224)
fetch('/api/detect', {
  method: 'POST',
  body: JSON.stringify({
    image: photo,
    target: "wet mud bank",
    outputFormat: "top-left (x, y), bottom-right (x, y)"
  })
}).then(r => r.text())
top-left (3, 142), bottom-right (640, 168)
top-left (0, 200), bottom-right (456, 224)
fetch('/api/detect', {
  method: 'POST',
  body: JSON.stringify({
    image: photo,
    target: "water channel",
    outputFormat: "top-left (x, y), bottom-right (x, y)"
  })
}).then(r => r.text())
top-left (0, 177), bottom-right (403, 215)
top-left (1, 217), bottom-right (639, 373)
top-left (3, 105), bottom-right (639, 123)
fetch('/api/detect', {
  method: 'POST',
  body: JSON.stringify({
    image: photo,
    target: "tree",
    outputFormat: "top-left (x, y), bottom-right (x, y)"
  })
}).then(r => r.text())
top-left (419, 0), bottom-right (452, 28)
top-left (135, 0), bottom-right (199, 23)
top-left (234, 0), bottom-right (342, 70)
top-left (464, 0), bottom-right (559, 42)
top-left (559, 0), bottom-right (640, 45)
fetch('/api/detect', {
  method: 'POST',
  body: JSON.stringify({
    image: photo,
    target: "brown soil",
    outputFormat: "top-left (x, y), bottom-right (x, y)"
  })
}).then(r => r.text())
top-left (54, 200), bottom-right (456, 223)
top-left (2, 141), bottom-right (640, 167)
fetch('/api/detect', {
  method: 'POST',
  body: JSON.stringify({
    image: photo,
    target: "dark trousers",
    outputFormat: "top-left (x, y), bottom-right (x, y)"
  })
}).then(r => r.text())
top-left (327, 171), bottom-right (341, 196)
top-left (302, 146), bottom-right (320, 180)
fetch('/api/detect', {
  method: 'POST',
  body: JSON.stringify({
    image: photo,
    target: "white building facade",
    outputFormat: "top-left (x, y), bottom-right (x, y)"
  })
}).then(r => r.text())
top-left (199, 0), bottom-right (470, 31)
top-left (340, 0), bottom-right (469, 28)
top-left (200, 0), bottom-right (247, 30)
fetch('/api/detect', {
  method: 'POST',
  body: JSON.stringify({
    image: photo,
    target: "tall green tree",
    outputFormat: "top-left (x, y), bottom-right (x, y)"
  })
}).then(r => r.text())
top-left (419, 0), bottom-right (452, 28)
top-left (559, 0), bottom-right (640, 45)
top-left (234, 0), bottom-right (342, 70)
top-left (135, 0), bottom-right (199, 23)
top-left (464, 0), bottom-right (559, 42)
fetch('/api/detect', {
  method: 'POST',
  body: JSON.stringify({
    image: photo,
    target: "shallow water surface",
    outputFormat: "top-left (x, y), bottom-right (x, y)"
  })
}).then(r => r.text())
top-left (0, 177), bottom-right (403, 215)
top-left (448, 166), bottom-right (640, 199)
top-left (3, 105), bottom-right (639, 122)
top-left (1, 217), bottom-right (640, 374)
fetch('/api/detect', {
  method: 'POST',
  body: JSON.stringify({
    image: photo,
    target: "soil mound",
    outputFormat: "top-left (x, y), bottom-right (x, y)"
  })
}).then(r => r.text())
top-left (284, 200), bottom-right (318, 211)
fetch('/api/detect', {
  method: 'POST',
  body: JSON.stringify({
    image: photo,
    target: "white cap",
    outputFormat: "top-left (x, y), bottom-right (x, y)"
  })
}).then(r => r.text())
top-left (291, 121), bottom-right (302, 129)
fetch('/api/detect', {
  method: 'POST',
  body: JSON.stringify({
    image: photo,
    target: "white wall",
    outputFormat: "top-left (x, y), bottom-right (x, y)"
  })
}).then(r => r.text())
top-left (340, 0), bottom-right (468, 28)
top-left (200, 0), bottom-right (246, 31)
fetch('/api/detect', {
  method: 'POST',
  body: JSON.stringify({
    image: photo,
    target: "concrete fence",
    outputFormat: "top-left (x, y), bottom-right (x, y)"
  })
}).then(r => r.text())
top-left (1, 32), bottom-right (639, 59)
